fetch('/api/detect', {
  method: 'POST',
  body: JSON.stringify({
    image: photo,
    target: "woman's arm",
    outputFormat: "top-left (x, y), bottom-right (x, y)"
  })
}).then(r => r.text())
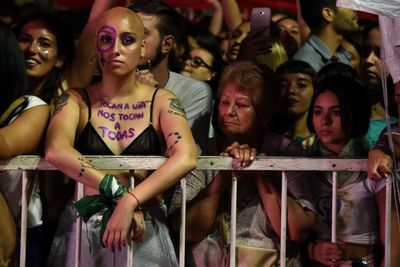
top-left (64, 0), bottom-right (117, 88)
top-left (0, 103), bottom-right (49, 159)
top-left (127, 90), bottom-right (197, 204)
top-left (170, 171), bottom-right (230, 242)
top-left (102, 89), bottom-right (197, 250)
top-left (45, 91), bottom-right (107, 189)
top-left (376, 187), bottom-right (400, 267)
top-left (256, 172), bottom-right (315, 241)
top-left (169, 142), bottom-right (256, 242)
top-left (221, 0), bottom-right (242, 33)
top-left (46, 90), bottom-right (144, 251)
top-left (206, 0), bottom-right (223, 36)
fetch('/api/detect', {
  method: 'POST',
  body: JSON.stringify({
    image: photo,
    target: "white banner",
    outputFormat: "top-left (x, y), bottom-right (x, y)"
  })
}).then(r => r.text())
top-left (338, 0), bottom-right (400, 83)
top-left (337, 0), bottom-right (400, 19)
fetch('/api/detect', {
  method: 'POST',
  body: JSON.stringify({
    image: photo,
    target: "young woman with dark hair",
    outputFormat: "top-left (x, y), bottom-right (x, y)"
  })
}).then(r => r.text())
top-left (0, 21), bottom-right (49, 266)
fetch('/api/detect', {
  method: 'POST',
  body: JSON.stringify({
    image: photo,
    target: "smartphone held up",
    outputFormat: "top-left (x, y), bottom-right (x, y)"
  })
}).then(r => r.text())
top-left (250, 7), bottom-right (271, 37)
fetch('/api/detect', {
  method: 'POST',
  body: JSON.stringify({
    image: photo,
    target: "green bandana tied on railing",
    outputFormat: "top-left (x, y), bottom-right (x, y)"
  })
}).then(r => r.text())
top-left (74, 174), bottom-right (128, 247)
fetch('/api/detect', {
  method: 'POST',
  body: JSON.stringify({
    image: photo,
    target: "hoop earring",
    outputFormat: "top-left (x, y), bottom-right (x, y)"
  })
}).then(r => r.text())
top-left (89, 54), bottom-right (97, 66)
top-left (137, 58), bottom-right (151, 75)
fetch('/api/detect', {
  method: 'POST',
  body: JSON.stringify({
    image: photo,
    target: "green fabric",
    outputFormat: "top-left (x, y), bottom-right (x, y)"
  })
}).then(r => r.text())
top-left (99, 174), bottom-right (128, 199)
top-left (73, 174), bottom-right (127, 246)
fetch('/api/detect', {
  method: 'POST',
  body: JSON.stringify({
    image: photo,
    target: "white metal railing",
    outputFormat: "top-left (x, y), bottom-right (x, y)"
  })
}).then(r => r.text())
top-left (0, 155), bottom-right (393, 267)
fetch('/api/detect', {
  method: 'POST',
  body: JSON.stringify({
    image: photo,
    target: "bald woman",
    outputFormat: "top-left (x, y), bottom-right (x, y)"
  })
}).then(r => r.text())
top-left (45, 7), bottom-right (196, 266)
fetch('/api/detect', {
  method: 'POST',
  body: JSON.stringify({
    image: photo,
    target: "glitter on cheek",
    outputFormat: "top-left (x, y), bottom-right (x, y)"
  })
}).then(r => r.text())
top-left (43, 50), bottom-right (49, 61)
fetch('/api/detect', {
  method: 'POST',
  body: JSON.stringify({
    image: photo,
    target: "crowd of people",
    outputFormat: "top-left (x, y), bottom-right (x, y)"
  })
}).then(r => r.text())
top-left (0, 0), bottom-right (400, 266)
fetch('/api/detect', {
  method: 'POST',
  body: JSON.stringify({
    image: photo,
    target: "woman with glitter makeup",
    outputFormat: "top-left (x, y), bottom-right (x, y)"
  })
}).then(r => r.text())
top-left (45, 7), bottom-right (197, 267)
top-left (12, 2), bottom-right (119, 261)
top-left (0, 21), bottom-right (49, 267)
top-left (13, 0), bottom-right (115, 106)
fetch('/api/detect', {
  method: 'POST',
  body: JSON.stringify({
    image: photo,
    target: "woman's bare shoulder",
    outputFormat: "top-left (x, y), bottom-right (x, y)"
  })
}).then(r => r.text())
top-left (153, 87), bottom-right (179, 100)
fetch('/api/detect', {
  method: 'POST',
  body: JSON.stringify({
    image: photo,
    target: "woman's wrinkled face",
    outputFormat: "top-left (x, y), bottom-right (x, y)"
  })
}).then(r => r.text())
top-left (96, 12), bottom-right (145, 76)
top-left (18, 20), bottom-right (63, 79)
top-left (218, 83), bottom-right (259, 137)
top-left (279, 72), bottom-right (314, 118)
top-left (181, 48), bottom-right (215, 81)
top-left (312, 90), bottom-right (348, 154)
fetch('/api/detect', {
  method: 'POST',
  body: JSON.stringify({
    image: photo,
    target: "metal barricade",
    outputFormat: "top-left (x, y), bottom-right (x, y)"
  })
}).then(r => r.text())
top-left (0, 155), bottom-right (392, 267)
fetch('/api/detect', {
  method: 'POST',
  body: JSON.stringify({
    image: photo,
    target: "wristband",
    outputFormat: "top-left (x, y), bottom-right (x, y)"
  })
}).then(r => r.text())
top-left (128, 191), bottom-right (141, 207)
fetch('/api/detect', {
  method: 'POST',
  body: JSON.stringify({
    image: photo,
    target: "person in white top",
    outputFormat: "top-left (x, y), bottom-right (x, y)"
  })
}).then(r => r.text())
top-left (0, 21), bottom-right (49, 267)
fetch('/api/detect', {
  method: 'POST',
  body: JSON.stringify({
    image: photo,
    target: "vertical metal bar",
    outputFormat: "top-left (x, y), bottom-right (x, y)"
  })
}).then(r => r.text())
top-left (75, 182), bottom-right (84, 267)
top-left (179, 178), bottom-right (187, 267)
top-left (280, 172), bottom-right (288, 267)
top-left (19, 171), bottom-right (28, 267)
top-left (229, 173), bottom-right (238, 267)
top-left (331, 171), bottom-right (338, 243)
top-left (127, 176), bottom-right (135, 267)
top-left (385, 175), bottom-right (392, 267)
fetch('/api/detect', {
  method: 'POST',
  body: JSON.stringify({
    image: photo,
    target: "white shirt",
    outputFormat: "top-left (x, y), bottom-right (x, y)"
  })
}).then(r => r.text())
top-left (0, 95), bottom-right (47, 227)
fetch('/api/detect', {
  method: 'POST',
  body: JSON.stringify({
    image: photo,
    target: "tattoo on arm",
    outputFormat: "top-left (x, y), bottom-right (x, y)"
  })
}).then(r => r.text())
top-left (167, 98), bottom-right (186, 119)
top-left (167, 131), bottom-right (182, 151)
top-left (77, 157), bottom-right (100, 178)
top-left (53, 93), bottom-right (70, 116)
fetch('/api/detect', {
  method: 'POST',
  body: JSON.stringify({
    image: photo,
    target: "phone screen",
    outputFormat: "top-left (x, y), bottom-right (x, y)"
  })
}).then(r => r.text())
top-left (250, 7), bottom-right (271, 36)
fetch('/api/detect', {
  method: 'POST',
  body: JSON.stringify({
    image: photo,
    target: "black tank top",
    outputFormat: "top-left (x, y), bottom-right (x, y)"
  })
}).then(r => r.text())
top-left (75, 88), bottom-right (161, 156)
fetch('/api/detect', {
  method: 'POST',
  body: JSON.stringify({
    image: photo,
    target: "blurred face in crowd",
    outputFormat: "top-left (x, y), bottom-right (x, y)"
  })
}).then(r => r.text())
top-left (181, 48), bottom-right (215, 81)
top-left (279, 72), bottom-right (314, 118)
top-left (95, 8), bottom-right (145, 77)
top-left (341, 39), bottom-right (360, 70)
top-left (218, 83), bottom-right (259, 138)
top-left (226, 22), bottom-right (250, 62)
top-left (136, 12), bottom-right (165, 69)
top-left (332, 7), bottom-right (359, 33)
top-left (18, 20), bottom-right (64, 80)
top-left (277, 17), bottom-right (301, 48)
top-left (360, 26), bottom-right (388, 87)
top-left (312, 90), bottom-right (348, 154)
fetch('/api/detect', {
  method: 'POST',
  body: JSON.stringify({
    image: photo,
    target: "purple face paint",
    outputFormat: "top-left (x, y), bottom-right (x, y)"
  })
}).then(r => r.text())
top-left (117, 112), bottom-right (144, 120)
top-left (96, 25), bottom-right (117, 66)
top-left (98, 126), bottom-right (135, 141)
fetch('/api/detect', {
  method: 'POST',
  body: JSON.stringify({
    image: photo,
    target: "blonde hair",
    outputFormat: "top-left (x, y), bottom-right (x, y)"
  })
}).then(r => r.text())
top-left (256, 39), bottom-right (288, 71)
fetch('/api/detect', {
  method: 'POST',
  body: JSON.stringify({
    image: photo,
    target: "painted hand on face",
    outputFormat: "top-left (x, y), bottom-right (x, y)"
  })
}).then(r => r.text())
top-left (96, 25), bottom-right (117, 66)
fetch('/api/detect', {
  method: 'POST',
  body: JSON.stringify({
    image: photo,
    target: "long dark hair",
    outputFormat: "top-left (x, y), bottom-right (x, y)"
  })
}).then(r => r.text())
top-left (13, 9), bottom-right (75, 103)
top-left (307, 74), bottom-right (371, 138)
top-left (0, 21), bottom-right (28, 115)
